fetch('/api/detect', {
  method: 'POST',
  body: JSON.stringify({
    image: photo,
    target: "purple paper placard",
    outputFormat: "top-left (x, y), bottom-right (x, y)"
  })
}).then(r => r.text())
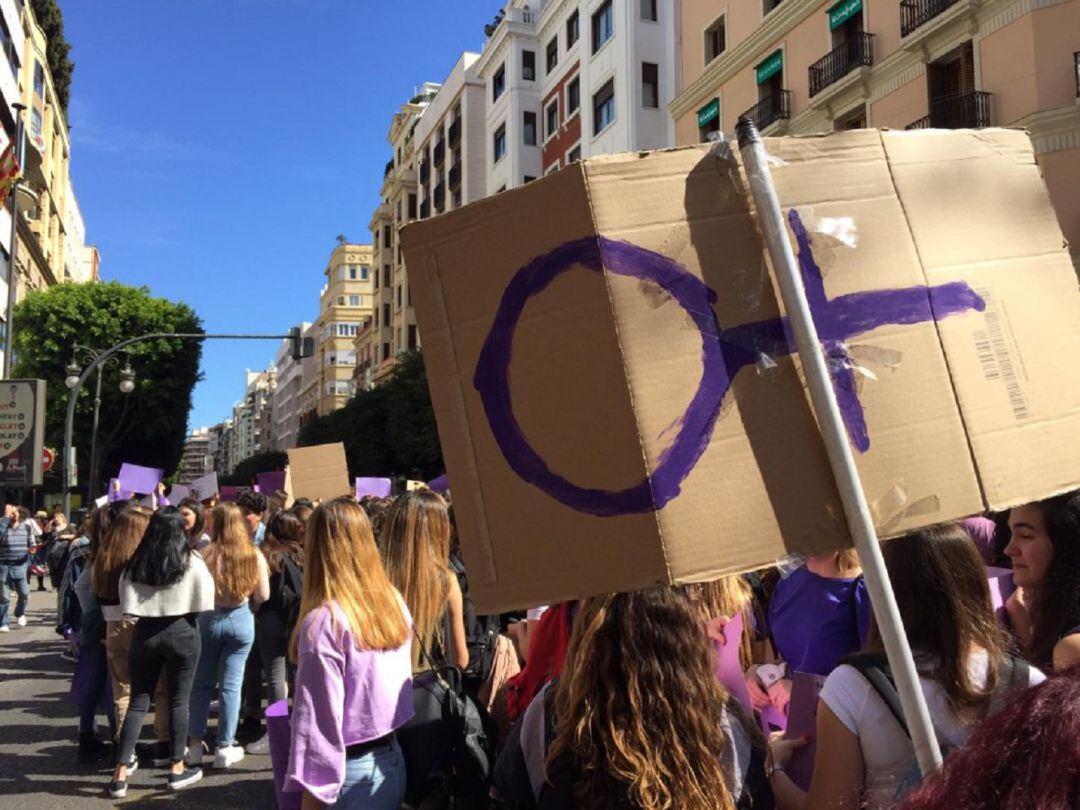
top-left (106, 479), bottom-right (134, 503)
top-left (784, 671), bottom-right (827, 791)
top-left (219, 485), bottom-right (241, 502)
top-left (427, 474), bottom-right (450, 493)
top-left (257, 470), bottom-right (287, 494)
top-left (265, 700), bottom-right (301, 810)
top-left (117, 463), bottom-right (164, 496)
top-left (189, 472), bottom-right (219, 501)
top-left (987, 566), bottom-right (1016, 628)
top-left (355, 477), bottom-right (392, 499)
top-left (710, 612), bottom-right (752, 715)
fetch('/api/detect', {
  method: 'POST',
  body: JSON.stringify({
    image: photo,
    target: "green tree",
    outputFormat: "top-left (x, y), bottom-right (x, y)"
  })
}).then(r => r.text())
top-left (298, 349), bottom-right (443, 480)
top-left (12, 281), bottom-right (203, 496)
top-left (30, 0), bottom-right (74, 117)
top-left (221, 450), bottom-right (288, 487)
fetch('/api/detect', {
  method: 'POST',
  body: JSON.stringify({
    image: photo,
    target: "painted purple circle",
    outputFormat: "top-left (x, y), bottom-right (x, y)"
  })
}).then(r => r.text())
top-left (473, 237), bottom-right (732, 517)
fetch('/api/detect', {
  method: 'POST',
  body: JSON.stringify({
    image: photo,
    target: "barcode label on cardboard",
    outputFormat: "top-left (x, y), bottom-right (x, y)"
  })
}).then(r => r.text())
top-left (974, 289), bottom-right (1031, 423)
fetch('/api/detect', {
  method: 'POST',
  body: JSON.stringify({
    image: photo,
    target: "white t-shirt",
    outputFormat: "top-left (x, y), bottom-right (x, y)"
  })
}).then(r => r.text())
top-left (820, 650), bottom-right (1044, 809)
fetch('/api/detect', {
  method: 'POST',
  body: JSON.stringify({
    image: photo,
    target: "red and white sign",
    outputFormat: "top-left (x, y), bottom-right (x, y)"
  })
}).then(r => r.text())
top-left (41, 447), bottom-right (55, 473)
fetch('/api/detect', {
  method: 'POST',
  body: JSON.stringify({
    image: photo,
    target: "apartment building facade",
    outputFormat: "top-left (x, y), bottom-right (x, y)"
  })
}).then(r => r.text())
top-left (312, 241), bottom-right (373, 414)
top-left (271, 321), bottom-right (310, 451)
top-left (669, 0), bottom-right (1080, 265)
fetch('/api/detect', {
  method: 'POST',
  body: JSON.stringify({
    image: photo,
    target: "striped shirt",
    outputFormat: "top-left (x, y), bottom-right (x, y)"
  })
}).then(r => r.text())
top-left (0, 518), bottom-right (35, 563)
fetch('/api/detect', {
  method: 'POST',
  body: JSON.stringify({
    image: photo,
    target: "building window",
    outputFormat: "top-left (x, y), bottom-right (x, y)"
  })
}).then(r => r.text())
top-left (523, 111), bottom-right (538, 146)
top-left (764, 0), bottom-right (784, 15)
top-left (567, 10), bottom-right (580, 47)
top-left (396, 285), bottom-right (402, 308)
top-left (641, 0), bottom-right (657, 21)
top-left (545, 101), bottom-right (559, 140)
top-left (383, 265), bottom-right (391, 287)
top-left (523, 49), bottom-right (536, 81)
top-left (408, 325), bottom-right (418, 350)
top-left (493, 123), bottom-right (507, 162)
top-left (31, 108), bottom-right (42, 139)
top-left (546, 36), bottom-right (559, 74)
top-left (593, 79), bottom-right (615, 135)
top-left (493, 64), bottom-right (505, 101)
top-left (396, 199), bottom-right (402, 222)
top-left (349, 295), bottom-right (361, 306)
top-left (568, 145), bottom-right (582, 163)
top-left (642, 62), bottom-right (659, 108)
top-left (360, 264), bottom-right (369, 280)
top-left (567, 76), bottom-right (581, 115)
top-left (33, 61), bottom-right (44, 97)
top-left (524, 175), bottom-right (536, 183)
top-left (592, 1), bottom-right (614, 54)
top-left (348, 265), bottom-right (357, 279)
top-left (337, 296), bottom-right (345, 306)
top-left (382, 303), bottom-right (391, 324)
top-left (407, 193), bottom-right (417, 219)
top-left (383, 225), bottom-right (392, 249)
top-left (705, 17), bottom-right (726, 65)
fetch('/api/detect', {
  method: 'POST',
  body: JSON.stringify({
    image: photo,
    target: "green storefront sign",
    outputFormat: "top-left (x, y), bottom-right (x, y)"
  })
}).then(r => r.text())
top-left (697, 98), bottom-right (720, 129)
top-left (828, 0), bottom-right (862, 29)
top-left (755, 50), bottom-right (783, 84)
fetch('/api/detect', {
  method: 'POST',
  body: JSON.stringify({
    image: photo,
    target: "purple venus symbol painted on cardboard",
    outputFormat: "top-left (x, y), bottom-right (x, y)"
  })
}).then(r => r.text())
top-left (473, 209), bottom-right (986, 518)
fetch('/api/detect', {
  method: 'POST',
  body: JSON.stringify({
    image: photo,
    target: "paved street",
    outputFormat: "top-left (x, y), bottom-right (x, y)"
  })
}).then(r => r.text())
top-left (0, 590), bottom-right (277, 809)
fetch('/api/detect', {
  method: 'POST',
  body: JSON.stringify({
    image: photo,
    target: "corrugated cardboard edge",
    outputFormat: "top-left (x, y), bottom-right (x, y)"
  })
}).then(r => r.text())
top-left (581, 159), bottom-right (674, 588)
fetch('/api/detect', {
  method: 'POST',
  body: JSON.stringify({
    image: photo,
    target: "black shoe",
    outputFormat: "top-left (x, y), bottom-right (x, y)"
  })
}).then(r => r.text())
top-left (236, 716), bottom-right (261, 740)
top-left (77, 732), bottom-right (111, 763)
top-left (167, 766), bottom-right (202, 790)
top-left (107, 778), bottom-right (127, 799)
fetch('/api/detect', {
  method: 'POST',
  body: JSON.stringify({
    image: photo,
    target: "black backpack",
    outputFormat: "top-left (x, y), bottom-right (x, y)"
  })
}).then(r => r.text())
top-left (397, 614), bottom-right (496, 809)
top-left (450, 551), bottom-right (501, 693)
top-left (277, 556), bottom-right (303, 637)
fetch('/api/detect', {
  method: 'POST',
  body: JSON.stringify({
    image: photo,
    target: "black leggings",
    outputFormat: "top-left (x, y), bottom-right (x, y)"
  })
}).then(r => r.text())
top-left (115, 615), bottom-right (200, 767)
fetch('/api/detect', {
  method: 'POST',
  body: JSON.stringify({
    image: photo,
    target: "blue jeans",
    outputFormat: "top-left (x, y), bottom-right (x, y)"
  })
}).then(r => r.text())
top-left (188, 604), bottom-right (254, 746)
top-left (332, 738), bottom-right (406, 810)
top-left (0, 560), bottom-right (30, 628)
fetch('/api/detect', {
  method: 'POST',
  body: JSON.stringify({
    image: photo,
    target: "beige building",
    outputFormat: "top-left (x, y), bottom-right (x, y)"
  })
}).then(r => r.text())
top-left (669, 0), bottom-right (1080, 267)
top-left (310, 241), bottom-right (373, 415)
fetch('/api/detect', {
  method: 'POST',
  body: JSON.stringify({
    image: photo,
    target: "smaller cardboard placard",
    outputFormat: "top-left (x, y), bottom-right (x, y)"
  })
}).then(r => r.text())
top-left (287, 443), bottom-right (351, 502)
top-left (188, 472), bottom-right (219, 501)
top-left (355, 477), bottom-right (392, 499)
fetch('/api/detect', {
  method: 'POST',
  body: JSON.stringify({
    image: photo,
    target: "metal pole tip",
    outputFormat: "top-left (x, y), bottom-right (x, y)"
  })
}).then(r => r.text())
top-left (736, 117), bottom-right (759, 148)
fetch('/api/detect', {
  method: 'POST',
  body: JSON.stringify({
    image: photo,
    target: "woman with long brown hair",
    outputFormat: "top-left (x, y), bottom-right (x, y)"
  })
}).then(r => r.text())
top-left (244, 508), bottom-right (305, 756)
top-left (496, 586), bottom-right (755, 809)
top-left (187, 502), bottom-right (269, 769)
top-left (380, 490), bottom-right (468, 671)
top-left (284, 498), bottom-right (413, 809)
top-left (92, 504), bottom-right (151, 740)
top-left (769, 525), bottom-right (1045, 810)
top-left (1004, 491), bottom-right (1080, 670)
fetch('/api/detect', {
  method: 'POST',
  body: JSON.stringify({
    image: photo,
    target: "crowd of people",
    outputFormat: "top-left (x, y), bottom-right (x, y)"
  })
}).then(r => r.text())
top-left (3, 482), bottom-right (1079, 808)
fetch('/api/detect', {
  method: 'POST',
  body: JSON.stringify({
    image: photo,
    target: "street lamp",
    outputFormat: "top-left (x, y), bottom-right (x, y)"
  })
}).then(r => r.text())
top-left (64, 344), bottom-right (137, 500)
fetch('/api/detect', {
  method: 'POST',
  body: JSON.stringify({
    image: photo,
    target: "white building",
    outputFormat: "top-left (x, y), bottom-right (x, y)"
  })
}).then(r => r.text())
top-left (0, 0), bottom-right (23, 367)
top-left (179, 427), bottom-right (214, 482)
top-left (474, 0), bottom-right (677, 188)
top-left (63, 175), bottom-right (88, 282)
top-left (272, 322), bottom-right (310, 452)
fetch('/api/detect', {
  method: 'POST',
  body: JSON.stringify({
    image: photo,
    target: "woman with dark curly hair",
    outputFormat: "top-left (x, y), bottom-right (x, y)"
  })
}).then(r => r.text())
top-left (495, 585), bottom-right (770, 810)
top-left (1005, 491), bottom-right (1080, 670)
top-left (900, 668), bottom-right (1080, 810)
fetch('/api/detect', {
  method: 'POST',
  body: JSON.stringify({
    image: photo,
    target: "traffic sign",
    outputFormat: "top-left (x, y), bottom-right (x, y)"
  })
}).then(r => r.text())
top-left (42, 447), bottom-right (55, 472)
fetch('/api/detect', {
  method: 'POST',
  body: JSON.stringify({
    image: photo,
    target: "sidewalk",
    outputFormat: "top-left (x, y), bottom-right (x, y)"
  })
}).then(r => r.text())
top-left (0, 590), bottom-right (277, 808)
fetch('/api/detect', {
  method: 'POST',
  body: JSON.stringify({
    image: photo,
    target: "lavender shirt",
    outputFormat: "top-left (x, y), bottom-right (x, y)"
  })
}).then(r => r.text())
top-left (284, 600), bottom-right (414, 803)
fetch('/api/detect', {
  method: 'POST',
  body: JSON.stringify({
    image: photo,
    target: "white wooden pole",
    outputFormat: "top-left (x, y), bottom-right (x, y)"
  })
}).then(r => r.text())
top-left (736, 117), bottom-right (942, 776)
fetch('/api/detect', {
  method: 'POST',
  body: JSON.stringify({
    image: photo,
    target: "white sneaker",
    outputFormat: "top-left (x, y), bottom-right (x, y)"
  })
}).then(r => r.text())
top-left (0, 626), bottom-right (9, 633)
top-left (213, 744), bottom-right (244, 769)
top-left (16, 615), bottom-right (26, 627)
top-left (185, 741), bottom-right (206, 767)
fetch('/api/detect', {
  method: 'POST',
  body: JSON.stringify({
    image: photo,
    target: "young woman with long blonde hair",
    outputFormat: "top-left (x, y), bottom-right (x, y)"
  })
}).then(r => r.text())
top-left (379, 490), bottom-right (468, 671)
top-left (284, 497), bottom-right (413, 809)
top-left (186, 502), bottom-right (269, 769)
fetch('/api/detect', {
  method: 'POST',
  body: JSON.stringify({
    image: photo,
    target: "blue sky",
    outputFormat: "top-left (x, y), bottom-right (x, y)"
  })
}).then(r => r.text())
top-left (61, 0), bottom-right (495, 429)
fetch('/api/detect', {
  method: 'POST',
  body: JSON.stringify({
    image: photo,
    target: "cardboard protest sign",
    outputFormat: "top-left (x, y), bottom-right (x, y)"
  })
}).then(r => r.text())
top-left (355, 477), bottom-right (392, 499)
top-left (257, 471), bottom-right (287, 495)
top-left (287, 443), bottom-right (350, 502)
top-left (117, 463), bottom-right (163, 496)
top-left (188, 473), bottom-right (219, 501)
top-left (402, 128), bottom-right (1080, 612)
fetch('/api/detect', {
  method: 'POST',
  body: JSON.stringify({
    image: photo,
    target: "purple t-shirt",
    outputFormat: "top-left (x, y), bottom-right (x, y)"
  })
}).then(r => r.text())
top-left (768, 565), bottom-right (871, 676)
top-left (285, 600), bottom-right (414, 803)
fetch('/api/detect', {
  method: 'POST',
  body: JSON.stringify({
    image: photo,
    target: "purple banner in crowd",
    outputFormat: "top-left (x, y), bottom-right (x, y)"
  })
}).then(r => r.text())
top-left (355, 477), bottom-right (392, 499)
top-left (265, 700), bottom-right (301, 810)
top-left (219, 486), bottom-right (242, 502)
top-left (117, 463), bottom-right (163, 496)
top-left (427, 474), bottom-right (450, 493)
top-left (257, 471), bottom-right (287, 494)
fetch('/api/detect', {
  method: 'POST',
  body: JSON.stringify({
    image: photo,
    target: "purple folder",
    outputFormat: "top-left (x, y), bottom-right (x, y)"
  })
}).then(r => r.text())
top-left (266, 700), bottom-right (301, 810)
top-left (117, 463), bottom-right (163, 496)
top-left (427, 474), bottom-right (450, 493)
top-left (784, 671), bottom-right (827, 791)
top-left (257, 471), bottom-right (287, 494)
top-left (355, 477), bottom-right (392, 499)
top-left (987, 566), bottom-right (1017, 628)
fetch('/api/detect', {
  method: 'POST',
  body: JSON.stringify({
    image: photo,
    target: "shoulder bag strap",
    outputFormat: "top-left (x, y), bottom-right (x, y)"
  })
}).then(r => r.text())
top-left (846, 654), bottom-right (911, 739)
